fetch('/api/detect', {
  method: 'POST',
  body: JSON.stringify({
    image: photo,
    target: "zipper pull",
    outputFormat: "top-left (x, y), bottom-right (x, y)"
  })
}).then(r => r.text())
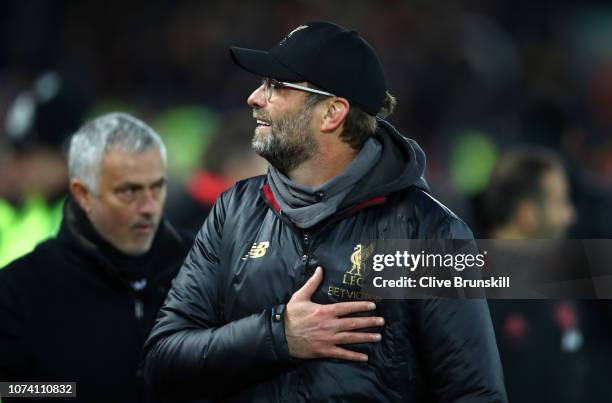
top-left (134, 299), bottom-right (144, 320)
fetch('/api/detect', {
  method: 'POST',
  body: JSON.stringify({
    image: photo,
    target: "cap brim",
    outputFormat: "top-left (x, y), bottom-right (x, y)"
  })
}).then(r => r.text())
top-left (229, 47), bottom-right (303, 81)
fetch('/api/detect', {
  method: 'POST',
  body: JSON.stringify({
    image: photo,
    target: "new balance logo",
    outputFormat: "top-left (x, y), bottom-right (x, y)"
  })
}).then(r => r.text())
top-left (241, 241), bottom-right (270, 260)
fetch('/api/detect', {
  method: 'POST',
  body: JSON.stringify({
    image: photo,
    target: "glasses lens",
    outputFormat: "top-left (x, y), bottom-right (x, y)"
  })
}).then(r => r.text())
top-left (262, 78), bottom-right (272, 102)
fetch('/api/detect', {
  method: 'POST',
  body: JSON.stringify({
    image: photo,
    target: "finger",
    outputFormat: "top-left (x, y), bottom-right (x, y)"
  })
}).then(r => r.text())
top-left (292, 266), bottom-right (323, 301)
top-left (334, 316), bottom-right (385, 332)
top-left (330, 301), bottom-right (377, 317)
top-left (333, 331), bottom-right (382, 345)
top-left (325, 346), bottom-right (369, 362)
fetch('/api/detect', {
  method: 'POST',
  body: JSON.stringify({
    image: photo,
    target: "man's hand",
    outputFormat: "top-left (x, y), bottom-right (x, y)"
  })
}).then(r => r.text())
top-left (284, 266), bottom-right (384, 362)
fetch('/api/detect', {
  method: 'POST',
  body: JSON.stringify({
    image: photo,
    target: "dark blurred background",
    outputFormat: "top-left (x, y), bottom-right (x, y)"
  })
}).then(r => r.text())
top-left (3, 0), bottom-right (612, 237)
top-left (1, 0), bottom-right (611, 401)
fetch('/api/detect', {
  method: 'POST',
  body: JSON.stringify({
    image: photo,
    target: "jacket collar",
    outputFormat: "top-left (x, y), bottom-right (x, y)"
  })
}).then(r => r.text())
top-left (57, 198), bottom-right (184, 287)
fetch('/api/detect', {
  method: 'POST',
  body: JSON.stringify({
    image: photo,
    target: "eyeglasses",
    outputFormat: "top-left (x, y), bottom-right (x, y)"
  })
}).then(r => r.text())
top-left (261, 78), bottom-right (335, 102)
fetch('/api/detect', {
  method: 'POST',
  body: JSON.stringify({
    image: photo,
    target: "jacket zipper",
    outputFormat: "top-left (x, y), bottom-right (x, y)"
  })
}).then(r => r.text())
top-left (301, 232), bottom-right (311, 265)
top-left (134, 298), bottom-right (144, 320)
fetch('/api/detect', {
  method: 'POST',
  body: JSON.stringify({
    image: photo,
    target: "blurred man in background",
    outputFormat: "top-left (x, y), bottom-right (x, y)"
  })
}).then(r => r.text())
top-left (484, 148), bottom-right (590, 403)
top-left (0, 71), bottom-right (87, 267)
top-left (165, 109), bottom-right (267, 234)
top-left (0, 113), bottom-right (192, 403)
top-left (484, 148), bottom-right (576, 239)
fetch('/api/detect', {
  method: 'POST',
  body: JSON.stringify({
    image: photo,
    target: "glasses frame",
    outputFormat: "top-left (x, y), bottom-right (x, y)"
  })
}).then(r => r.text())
top-left (262, 78), bottom-right (335, 102)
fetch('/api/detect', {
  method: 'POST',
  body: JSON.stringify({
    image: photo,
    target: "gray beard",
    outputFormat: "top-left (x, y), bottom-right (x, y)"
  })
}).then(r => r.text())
top-left (251, 108), bottom-right (317, 174)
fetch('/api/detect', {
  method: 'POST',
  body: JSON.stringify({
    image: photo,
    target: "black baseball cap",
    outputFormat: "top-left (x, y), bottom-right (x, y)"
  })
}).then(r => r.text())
top-left (230, 21), bottom-right (386, 116)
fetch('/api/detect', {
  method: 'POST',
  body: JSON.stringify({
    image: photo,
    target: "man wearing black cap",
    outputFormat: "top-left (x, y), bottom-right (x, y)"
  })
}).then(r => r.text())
top-left (144, 22), bottom-right (507, 402)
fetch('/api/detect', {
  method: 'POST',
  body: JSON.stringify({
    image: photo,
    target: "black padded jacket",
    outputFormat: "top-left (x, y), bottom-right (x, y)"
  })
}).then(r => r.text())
top-left (0, 200), bottom-right (193, 403)
top-left (143, 120), bottom-right (508, 403)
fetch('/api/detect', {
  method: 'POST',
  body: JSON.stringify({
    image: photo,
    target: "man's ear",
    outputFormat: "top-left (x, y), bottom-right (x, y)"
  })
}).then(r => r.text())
top-left (320, 98), bottom-right (350, 133)
top-left (70, 178), bottom-right (93, 214)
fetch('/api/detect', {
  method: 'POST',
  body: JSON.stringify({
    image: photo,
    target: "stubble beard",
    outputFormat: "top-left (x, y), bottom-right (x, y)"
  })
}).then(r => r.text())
top-left (251, 107), bottom-right (318, 175)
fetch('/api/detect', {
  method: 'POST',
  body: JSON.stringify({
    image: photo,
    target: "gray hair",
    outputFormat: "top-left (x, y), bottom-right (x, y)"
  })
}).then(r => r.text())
top-left (68, 112), bottom-right (167, 194)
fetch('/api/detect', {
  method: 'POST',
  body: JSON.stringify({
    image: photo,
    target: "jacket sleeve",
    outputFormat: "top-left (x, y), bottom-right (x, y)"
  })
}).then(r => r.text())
top-left (417, 216), bottom-right (508, 403)
top-left (143, 188), bottom-right (293, 399)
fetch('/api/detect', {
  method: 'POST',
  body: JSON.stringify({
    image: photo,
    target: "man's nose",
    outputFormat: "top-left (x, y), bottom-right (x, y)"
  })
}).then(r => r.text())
top-left (138, 190), bottom-right (161, 215)
top-left (247, 84), bottom-right (266, 108)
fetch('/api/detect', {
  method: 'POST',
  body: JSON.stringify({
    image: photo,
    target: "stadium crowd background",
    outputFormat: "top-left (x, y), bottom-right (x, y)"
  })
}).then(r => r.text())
top-left (1, 0), bottom-right (611, 401)
top-left (2, 0), bottom-right (612, 238)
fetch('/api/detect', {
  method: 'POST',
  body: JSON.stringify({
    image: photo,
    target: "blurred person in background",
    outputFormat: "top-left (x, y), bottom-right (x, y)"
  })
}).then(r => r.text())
top-left (0, 71), bottom-right (87, 267)
top-left (144, 21), bottom-right (507, 402)
top-left (0, 113), bottom-right (193, 403)
top-left (518, 99), bottom-right (612, 240)
top-left (485, 148), bottom-right (576, 240)
top-left (483, 148), bottom-right (595, 402)
top-left (165, 109), bottom-right (267, 235)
